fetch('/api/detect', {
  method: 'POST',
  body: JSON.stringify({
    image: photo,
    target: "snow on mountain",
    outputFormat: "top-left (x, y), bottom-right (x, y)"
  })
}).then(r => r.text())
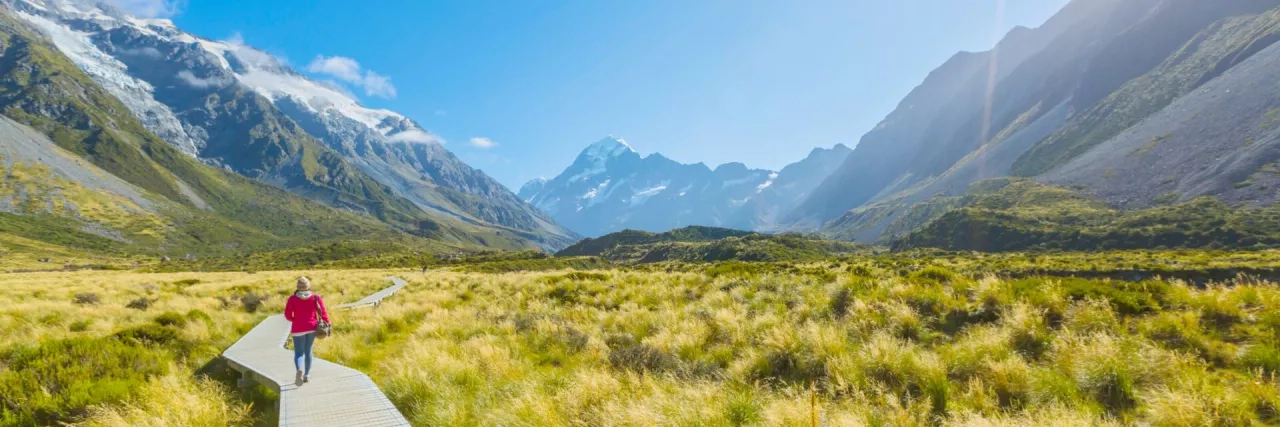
top-left (9, 0), bottom-right (580, 249)
top-left (522, 137), bottom-right (851, 237)
top-left (11, 0), bottom-right (202, 155)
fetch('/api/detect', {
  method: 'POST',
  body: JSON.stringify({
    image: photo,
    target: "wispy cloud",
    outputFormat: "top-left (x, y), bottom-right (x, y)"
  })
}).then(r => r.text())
top-left (388, 129), bottom-right (443, 144)
top-left (225, 32), bottom-right (288, 69)
top-left (306, 55), bottom-right (397, 99)
top-left (469, 137), bottom-right (498, 149)
top-left (120, 46), bottom-right (162, 58)
top-left (109, 0), bottom-right (185, 18)
top-left (306, 56), bottom-right (362, 82)
top-left (175, 70), bottom-right (230, 89)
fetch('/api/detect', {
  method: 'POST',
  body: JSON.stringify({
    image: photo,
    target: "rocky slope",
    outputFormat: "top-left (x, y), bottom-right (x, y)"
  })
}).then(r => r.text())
top-left (520, 137), bottom-right (849, 237)
top-left (808, 0), bottom-right (1280, 244)
top-left (5, 0), bottom-right (577, 250)
top-left (0, 6), bottom-right (522, 256)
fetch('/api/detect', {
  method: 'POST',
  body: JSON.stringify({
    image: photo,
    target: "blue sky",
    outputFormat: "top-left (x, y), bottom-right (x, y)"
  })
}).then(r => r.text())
top-left (148, 0), bottom-right (1068, 190)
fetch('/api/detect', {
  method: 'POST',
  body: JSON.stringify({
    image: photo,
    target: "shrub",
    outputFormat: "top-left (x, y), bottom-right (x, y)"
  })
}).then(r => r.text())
top-left (1241, 344), bottom-right (1280, 376)
top-left (910, 266), bottom-right (959, 284)
top-left (153, 312), bottom-right (187, 328)
top-left (829, 287), bottom-right (853, 318)
top-left (125, 297), bottom-right (151, 311)
top-left (72, 293), bottom-right (101, 305)
top-left (171, 278), bottom-right (201, 287)
top-left (113, 324), bottom-right (180, 347)
top-left (746, 349), bottom-right (828, 385)
top-left (0, 337), bottom-right (167, 425)
top-left (186, 309), bottom-right (213, 324)
top-left (562, 271), bottom-right (609, 281)
top-left (68, 319), bottom-right (93, 332)
top-left (241, 293), bottom-right (266, 313)
top-left (608, 344), bottom-right (678, 375)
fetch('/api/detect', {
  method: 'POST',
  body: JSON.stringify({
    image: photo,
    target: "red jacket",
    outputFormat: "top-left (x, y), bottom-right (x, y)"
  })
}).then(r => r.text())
top-left (284, 293), bottom-right (330, 334)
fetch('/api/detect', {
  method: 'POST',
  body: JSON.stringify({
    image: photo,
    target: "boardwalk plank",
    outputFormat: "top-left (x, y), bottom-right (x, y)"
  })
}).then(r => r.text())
top-left (222, 277), bottom-right (410, 427)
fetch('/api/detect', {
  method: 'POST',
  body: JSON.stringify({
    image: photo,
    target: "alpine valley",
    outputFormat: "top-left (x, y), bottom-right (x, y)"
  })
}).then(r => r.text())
top-left (792, 0), bottom-right (1280, 249)
top-left (0, 0), bottom-right (577, 260)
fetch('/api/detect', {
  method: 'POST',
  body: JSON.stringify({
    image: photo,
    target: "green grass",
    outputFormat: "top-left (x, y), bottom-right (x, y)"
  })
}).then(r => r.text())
top-left (5, 254), bottom-right (1280, 425)
top-left (0, 336), bottom-right (169, 426)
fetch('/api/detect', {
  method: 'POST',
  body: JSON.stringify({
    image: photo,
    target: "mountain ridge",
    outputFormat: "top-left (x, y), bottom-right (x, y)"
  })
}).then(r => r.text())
top-left (6, 0), bottom-right (578, 250)
top-left (802, 0), bottom-right (1280, 246)
top-left (522, 136), bottom-right (850, 237)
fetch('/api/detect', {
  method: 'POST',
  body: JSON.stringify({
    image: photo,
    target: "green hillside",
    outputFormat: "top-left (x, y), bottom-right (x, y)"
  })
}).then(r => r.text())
top-left (555, 226), bottom-right (867, 264)
top-left (893, 179), bottom-right (1280, 252)
top-left (555, 226), bottom-right (755, 257)
top-left (596, 233), bottom-right (869, 263)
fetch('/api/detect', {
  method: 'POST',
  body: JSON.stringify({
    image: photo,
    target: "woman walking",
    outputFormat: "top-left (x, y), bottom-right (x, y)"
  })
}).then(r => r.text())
top-left (284, 276), bottom-right (329, 384)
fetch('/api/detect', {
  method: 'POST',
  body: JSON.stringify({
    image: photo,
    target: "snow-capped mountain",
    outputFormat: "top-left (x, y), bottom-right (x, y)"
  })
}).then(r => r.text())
top-left (522, 136), bottom-right (850, 237)
top-left (8, 0), bottom-right (578, 249)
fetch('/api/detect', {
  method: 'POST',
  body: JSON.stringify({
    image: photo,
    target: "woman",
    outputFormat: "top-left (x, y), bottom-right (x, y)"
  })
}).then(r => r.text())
top-left (284, 276), bottom-right (329, 384)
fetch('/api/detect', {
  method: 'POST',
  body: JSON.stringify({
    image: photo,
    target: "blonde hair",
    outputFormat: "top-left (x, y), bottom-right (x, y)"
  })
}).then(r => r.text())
top-left (296, 276), bottom-right (311, 290)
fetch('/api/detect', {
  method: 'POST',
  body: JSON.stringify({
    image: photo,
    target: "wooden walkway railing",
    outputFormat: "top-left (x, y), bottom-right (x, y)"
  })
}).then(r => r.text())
top-left (223, 277), bottom-right (410, 426)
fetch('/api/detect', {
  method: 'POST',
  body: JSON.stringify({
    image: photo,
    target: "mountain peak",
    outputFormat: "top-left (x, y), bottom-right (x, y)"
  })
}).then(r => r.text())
top-left (581, 135), bottom-right (636, 159)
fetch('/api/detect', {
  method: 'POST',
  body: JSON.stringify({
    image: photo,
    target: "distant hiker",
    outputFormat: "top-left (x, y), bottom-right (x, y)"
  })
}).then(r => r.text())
top-left (284, 276), bottom-right (330, 384)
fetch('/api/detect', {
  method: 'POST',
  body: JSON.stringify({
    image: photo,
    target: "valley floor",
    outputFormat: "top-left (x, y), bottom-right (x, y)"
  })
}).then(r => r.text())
top-left (2, 252), bottom-right (1279, 426)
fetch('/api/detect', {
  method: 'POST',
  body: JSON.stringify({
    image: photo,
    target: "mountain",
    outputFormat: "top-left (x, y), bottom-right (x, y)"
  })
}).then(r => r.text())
top-left (800, 0), bottom-right (1280, 244)
top-left (521, 136), bottom-right (850, 237)
top-left (5, 0), bottom-right (578, 250)
top-left (733, 144), bottom-right (853, 231)
top-left (0, 8), bottom-right (509, 258)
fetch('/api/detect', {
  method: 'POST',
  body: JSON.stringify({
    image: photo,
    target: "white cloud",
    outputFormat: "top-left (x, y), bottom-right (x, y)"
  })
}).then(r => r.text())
top-left (361, 71), bottom-right (396, 98)
top-left (306, 56), bottom-right (362, 82)
top-left (109, 0), bottom-right (185, 18)
top-left (469, 137), bottom-right (497, 149)
top-left (304, 55), bottom-right (397, 99)
top-left (175, 70), bottom-right (229, 89)
top-left (120, 46), bottom-right (162, 58)
top-left (225, 33), bottom-right (287, 70)
top-left (387, 129), bottom-right (443, 144)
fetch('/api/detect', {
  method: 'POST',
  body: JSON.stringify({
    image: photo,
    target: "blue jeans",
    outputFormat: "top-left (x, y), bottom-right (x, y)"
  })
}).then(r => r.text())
top-left (293, 332), bottom-right (315, 375)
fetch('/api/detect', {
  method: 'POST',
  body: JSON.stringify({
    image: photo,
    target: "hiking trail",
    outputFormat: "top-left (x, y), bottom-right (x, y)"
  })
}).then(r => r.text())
top-left (222, 277), bottom-right (410, 426)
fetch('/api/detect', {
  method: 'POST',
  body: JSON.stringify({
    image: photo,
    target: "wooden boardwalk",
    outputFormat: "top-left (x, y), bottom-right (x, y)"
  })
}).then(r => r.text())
top-left (223, 277), bottom-right (410, 426)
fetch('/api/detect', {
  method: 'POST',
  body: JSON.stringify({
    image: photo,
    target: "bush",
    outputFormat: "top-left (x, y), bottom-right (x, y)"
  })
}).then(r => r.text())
top-left (172, 278), bottom-right (201, 287)
top-left (0, 337), bottom-right (167, 425)
top-left (186, 309), bottom-right (213, 324)
top-left (910, 266), bottom-right (959, 284)
top-left (125, 297), bottom-right (151, 311)
top-left (68, 319), bottom-right (93, 332)
top-left (829, 288), bottom-right (853, 318)
top-left (608, 344), bottom-right (678, 375)
top-left (241, 293), bottom-right (266, 313)
top-left (153, 312), bottom-right (187, 328)
top-left (1242, 344), bottom-right (1280, 376)
top-left (113, 324), bottom-right (180, 347)
top-left (72, 293), bottom-right (100, 305)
